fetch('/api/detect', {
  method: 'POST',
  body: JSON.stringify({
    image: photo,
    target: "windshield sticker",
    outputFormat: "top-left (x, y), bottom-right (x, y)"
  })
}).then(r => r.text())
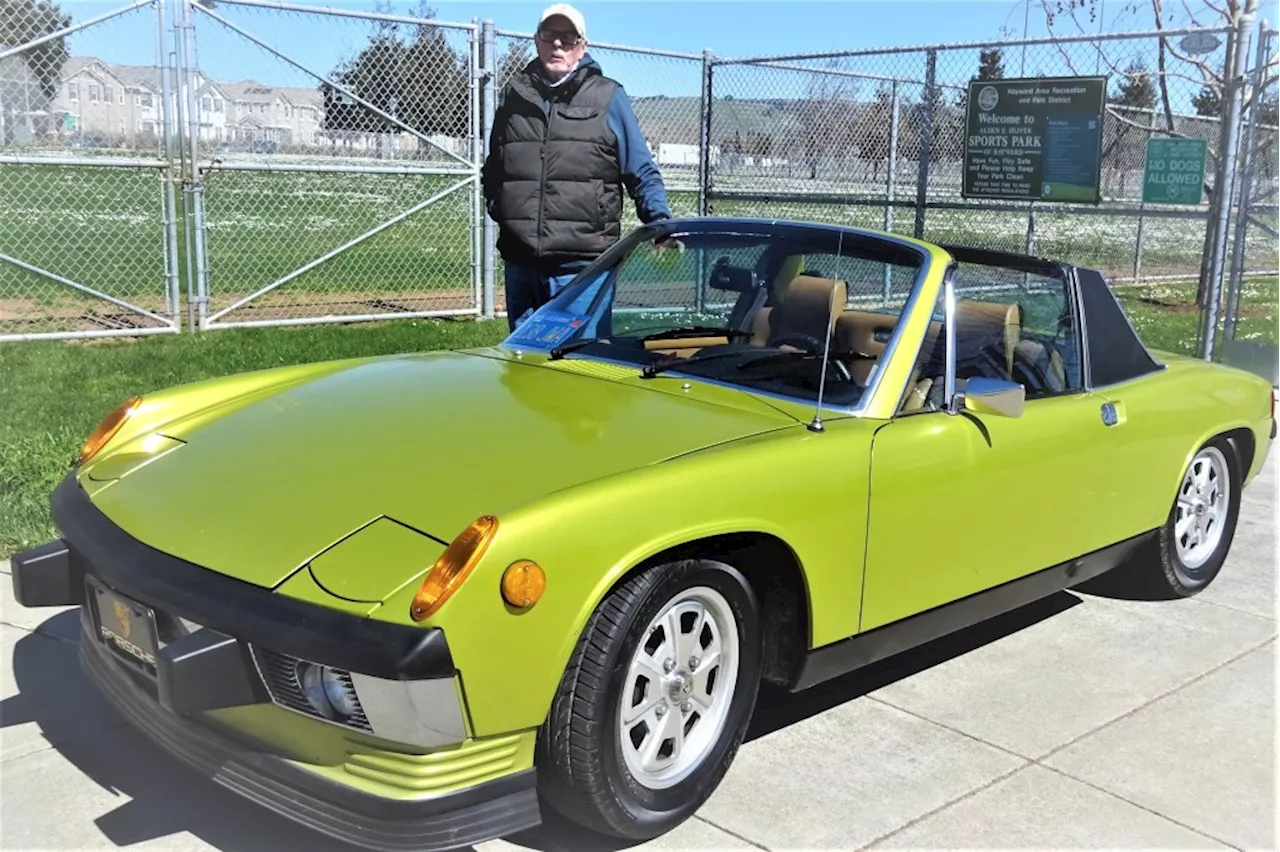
top-left (508, 310), bottom-right (590, 348)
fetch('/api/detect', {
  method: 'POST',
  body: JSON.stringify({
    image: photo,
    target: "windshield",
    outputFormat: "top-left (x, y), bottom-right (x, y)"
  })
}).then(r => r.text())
top-left (501, 220), bottom-right (930, 408)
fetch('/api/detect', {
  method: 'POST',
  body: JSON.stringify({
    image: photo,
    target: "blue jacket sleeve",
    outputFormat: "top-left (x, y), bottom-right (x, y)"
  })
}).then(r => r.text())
top-left (607, 87), bottom-right (672, 223)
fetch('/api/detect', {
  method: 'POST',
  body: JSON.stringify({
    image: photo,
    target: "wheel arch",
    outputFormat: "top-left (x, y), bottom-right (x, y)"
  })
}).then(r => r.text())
top-left (593, 531), bottom-right (812, 690)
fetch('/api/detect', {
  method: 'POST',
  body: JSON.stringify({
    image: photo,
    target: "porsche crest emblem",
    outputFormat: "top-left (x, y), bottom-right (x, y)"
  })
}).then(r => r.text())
top-left (113, 601), bottom-right (132, 638)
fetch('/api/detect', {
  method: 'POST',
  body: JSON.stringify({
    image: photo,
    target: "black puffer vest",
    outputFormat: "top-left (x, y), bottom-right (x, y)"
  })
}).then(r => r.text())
top-left (490, 59), bottom-right (621, 268)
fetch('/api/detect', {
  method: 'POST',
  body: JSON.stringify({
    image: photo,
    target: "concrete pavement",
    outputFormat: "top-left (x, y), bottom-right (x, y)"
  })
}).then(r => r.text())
top-left (2, 455), bottom-right (1276, 850)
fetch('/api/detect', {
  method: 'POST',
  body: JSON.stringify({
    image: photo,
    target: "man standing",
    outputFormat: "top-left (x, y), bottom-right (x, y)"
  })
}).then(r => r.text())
top-left (482, 3), bottom-right (672, 330)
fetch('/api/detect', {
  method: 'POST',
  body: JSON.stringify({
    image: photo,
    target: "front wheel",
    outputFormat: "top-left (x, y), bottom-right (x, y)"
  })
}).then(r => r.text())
top-left (535, 559), bottom-right (763, 840)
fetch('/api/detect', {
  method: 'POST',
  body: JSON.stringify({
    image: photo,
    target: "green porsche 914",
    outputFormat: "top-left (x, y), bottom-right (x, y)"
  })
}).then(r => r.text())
top-left (12, 217), bottom-right (1275, 850)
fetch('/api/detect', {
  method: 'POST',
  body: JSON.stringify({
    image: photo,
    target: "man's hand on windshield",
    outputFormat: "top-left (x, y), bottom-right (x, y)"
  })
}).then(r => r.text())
top-left (653, 234), bottom-right (685, 255)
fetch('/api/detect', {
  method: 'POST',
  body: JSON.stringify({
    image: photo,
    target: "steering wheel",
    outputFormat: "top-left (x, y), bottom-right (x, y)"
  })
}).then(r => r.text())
top-left (770, 332), bottom-right (825, 353)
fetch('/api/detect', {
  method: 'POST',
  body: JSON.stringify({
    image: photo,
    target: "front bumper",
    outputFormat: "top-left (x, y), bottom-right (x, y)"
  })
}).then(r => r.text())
top-left (78, 608), bottom-right (541, 851)
top-left (11, 473), bottom-right (545, 850)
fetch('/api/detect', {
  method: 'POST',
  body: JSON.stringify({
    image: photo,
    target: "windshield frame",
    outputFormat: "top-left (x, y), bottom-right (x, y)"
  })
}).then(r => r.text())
top-left (497, 217), bottom-right (940, 417)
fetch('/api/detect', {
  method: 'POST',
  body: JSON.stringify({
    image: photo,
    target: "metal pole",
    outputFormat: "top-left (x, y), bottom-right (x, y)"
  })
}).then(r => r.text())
top-left (1133, 107), bottom-right (1158, 281)
top-left (883, 80), bottom-right (899, 300)
top-left (1199, 12), bottom-right (1254, 360)
top-left (180, 0), bottom-right (209, 329)
top-left (157, 0), bottom-right (181, 329)
top-left (469, 22), bottom-right (482, 315)
top-left (698, 48), bottom-right (714, 218)
top-left (481, 20), bottom-right (496, 319)
top-left (1224, 20), bottom-right (1270, 342)
top-left (914, 50), bottom-right (937, 239)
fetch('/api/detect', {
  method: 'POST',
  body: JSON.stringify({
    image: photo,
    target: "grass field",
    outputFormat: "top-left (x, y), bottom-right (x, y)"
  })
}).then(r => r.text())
top-left (2, 275), bottom-right (1275, 559)
top-left (3, 162), bottom-right (1276, 336)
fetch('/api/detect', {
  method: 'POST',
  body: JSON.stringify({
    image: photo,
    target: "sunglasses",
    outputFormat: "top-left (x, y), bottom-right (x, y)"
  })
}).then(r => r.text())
top-left (537, 28), bottom-right (583, 47)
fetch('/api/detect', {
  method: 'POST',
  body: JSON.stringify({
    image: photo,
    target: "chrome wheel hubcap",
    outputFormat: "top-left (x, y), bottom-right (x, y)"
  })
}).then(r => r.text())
top-left (618, 586), bottom-right (738, 790)
top-left (1175, 446), bottom-right (1230, 571)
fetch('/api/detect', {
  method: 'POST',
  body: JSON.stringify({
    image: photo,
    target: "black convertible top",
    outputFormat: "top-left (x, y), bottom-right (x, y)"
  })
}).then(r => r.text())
top-left (941, 243), bottom-right (1164, 389)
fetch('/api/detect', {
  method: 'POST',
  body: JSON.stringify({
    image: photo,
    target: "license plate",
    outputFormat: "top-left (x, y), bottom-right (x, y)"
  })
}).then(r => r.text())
top-left (88, 578), bottom-right (159, 670)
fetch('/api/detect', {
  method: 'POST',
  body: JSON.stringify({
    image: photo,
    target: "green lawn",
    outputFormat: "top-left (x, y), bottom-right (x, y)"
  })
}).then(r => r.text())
top-left (0, 318), bottom-right (509, 558)
top-left (5, 162), bottom-right (1276, 337)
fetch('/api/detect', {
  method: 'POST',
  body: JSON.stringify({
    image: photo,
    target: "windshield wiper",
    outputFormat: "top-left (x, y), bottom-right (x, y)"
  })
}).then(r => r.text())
top-left (626, 326), bottom-right (751, 342)
top-left (548, 337), bottom-right (611, 360)
top-left (640, 346), bottom-right (768, 379)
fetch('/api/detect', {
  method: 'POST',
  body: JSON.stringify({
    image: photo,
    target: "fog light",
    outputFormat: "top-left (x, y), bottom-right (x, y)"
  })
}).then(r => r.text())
top-left (296, 661), bottom-right (360, 721)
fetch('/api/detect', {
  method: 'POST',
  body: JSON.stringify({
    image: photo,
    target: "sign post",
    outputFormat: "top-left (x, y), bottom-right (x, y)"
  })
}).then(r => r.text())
top-left (962, 76), bottom-right (1107, 203)
top-left (1142, 137), bottom-right (1207, 205)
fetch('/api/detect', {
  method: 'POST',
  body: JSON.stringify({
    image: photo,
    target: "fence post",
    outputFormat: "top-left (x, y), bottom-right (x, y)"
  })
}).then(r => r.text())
top-left (698, 49), bottom-right (714, 218)
top-left (914, 49), bottom-right (937, 240)
top-left (1199, 11), bottom-right (1254, 360)
top-left (1224, 19), bottom-right (1270, 342)
top-left (481, 19), bottom-right (496, 318)
top-left (1133, 107), bottom-right (1158, 282)
top-left (177, 0), bottom-right (210, 331)
top-left (156, 0), bottom-right (181, 328)
top-left (883, 80), bottom-right (900, 299)
top-left (468, 21), bottom-right (481, 316)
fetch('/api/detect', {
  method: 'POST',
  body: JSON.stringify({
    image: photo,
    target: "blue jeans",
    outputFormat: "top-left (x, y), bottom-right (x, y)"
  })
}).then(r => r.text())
top-left (504, 264), bottom-right (580, 331)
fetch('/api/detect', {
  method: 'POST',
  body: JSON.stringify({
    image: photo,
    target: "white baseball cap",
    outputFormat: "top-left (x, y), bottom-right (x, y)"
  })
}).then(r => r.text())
top-left (538, 3), bottom-right (586, 39)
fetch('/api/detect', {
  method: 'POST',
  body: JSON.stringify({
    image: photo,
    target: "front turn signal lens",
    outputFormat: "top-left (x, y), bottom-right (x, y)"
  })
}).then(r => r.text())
top-left (78, 396), bottom-right (142, 465)
top-left (410, 515), bottom-right (498, 621)
top-left (501, 560), bottom-right (546, 610)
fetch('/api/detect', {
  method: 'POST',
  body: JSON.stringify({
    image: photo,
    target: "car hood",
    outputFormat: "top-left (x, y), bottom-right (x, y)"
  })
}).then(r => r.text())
top-left (81, 349), bottom-right (797, 590)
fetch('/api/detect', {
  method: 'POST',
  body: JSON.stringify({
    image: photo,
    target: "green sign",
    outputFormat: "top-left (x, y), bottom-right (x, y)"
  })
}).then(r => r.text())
top-left (962, 76), bottom-right (1107, 203)
top-left (1142, 137), bottom-right (1206, 205)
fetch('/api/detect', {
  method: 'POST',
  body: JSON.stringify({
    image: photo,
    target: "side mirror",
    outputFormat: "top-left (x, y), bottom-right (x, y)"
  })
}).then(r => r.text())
top-left (954, 376), bottom-right (1025, 418)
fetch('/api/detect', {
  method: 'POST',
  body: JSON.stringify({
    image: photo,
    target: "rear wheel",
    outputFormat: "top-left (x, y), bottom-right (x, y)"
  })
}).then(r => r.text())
top-left (535, 558), bottom-right (763, 840)
top-left (1109, 438), bottom-right (1241, 598)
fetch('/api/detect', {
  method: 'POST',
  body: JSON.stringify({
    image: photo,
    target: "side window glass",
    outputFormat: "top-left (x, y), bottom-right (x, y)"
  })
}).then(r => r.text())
top-left (952, 265), bottom-right (1083, 399)
top-left (897, 288), bottom-right (947, 415)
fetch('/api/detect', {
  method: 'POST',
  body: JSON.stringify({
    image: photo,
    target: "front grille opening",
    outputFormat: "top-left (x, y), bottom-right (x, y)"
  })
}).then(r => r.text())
top-left (250, 646), bottom-right (373, 734)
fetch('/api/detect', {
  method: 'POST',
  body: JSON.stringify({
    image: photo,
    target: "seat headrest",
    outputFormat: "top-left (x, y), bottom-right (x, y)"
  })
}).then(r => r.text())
top-left (771, 275), bottom-right (847, 341)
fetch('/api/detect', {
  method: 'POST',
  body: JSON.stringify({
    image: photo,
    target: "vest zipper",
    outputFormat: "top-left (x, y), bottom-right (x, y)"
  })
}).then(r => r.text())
top-left (537, 105), bottom-right (551, 260)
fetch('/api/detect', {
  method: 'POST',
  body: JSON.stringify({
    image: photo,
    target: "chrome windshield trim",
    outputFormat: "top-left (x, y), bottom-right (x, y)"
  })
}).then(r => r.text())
top-left (854, 248), bottom-right (937, 417)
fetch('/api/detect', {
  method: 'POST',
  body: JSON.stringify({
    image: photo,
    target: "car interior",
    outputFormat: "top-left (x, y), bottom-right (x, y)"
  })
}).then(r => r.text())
top-left (636, 248), bottom-right (1080, 414)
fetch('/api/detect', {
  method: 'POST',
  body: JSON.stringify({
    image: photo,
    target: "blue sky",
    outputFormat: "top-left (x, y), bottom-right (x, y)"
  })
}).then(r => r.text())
top-left (58, 0), bottom-right (1225, 110)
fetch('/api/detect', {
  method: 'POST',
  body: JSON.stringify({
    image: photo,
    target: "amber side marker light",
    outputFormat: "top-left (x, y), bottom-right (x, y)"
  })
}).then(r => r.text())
top-left (501, 560), bottom-right (546, 610)
top-left (410, 515), bottom-right (498, 621)
top-left (78, 396), bottom-right (142, 466)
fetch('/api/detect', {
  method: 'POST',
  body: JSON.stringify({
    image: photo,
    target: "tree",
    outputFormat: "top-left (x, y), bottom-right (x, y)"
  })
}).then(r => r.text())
top-left (1034, 0), bottom-right (1271, 308)
top-left (793, 64), bottom-right (859, 181)
top-left (1, 0), bottom-right (70, 100)
top-left (978, 47), bottom-right (1006, 80)
top-left (320, 2), bottom-right (468, 149)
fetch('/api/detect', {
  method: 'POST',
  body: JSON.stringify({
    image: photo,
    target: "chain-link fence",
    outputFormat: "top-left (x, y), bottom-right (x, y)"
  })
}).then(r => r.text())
top-left (2, 1), bottom-right (1275, 358)
top-left (186, 0), bottom-right (482, 329)
top-left (0, 0), bottom-right (180, 341)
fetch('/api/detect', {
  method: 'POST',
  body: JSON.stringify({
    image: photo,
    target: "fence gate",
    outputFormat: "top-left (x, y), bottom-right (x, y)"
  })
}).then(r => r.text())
top-left (0, 0), bottom-right (181, 341)
top-left (182, 0), bottom-right (483, 330)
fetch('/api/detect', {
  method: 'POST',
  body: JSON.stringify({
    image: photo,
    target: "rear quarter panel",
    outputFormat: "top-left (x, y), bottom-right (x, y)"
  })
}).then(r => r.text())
top-left (1092, 355), bottom-right (1273, 545)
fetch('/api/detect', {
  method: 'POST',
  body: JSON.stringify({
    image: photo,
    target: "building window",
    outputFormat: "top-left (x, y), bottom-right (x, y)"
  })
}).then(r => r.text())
top-left (118, 90), bottom-right (125, 105)
top-left (213, 98), bottom-right (223, 112)
top-left (118, 118), bottom-right (125, 133)
top-left (90, 84), bottom-right (100, 103)
top-left (104, 85), bottom-right (113, 103)
top-left (140, 93), bottom-right (153, 108)
top-left (202, 96), bottom-right (211, 112)
top-left (68, 82), bottom-right (78, 100)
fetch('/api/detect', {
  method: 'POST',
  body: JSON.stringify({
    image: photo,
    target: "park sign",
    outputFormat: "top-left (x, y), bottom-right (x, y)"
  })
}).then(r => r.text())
top-left (962, 76), bottom-right (1107, 203)
top-left (1142, 137), bottom-right (1207, 205)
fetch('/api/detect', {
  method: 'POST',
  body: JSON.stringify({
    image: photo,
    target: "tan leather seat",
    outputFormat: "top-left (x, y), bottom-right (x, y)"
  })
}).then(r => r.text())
top-left (750, 275), bottom-right (848, 349)
top-left (954, 299), bottom-right (1020, 379)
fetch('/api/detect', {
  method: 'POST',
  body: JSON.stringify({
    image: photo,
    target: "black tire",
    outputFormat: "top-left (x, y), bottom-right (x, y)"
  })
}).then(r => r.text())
top-left (535, 558), bottom-right (763, 841)
top-left (1106, 437), bottom-right (1243, 599)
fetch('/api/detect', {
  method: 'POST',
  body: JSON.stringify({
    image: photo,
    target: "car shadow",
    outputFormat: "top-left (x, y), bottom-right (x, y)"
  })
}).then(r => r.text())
top-left (6, 593), bottom-right (1078, 852)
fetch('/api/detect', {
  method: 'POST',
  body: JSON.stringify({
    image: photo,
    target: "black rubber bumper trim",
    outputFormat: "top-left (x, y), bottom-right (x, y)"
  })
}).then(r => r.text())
top-left (79, 609), bottom-right (542, 852)
top-left (50, 472), bottom-right (454, 681)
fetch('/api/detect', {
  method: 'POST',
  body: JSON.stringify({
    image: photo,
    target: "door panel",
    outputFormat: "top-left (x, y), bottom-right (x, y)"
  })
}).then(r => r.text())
top-left (861, 393), bottom-right (1117, 632)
